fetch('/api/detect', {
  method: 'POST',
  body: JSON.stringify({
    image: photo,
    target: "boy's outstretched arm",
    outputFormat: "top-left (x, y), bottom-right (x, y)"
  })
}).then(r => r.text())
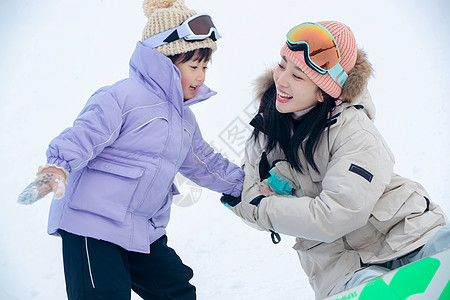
top-left (179, 120), bottom-right (244, 198)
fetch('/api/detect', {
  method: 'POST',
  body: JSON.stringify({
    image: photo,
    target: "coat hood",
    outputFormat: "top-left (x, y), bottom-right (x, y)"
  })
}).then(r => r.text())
top-left (129, 42), bottom-right (180, 102)
top-left (341, 49), bottom-right (373, 102)
top-left (338, 87), bottom-right (376, 121)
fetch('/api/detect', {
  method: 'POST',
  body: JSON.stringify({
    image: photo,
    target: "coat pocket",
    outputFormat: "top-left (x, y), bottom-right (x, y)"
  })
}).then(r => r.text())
top-left (293, 239), bottom-right (324, 251)
top-left (369, 181), bottom-right (426, 234)
top-left (149, 183), bottom-right (179, 228)
top-left (69, 158), bottom-right (144, 222)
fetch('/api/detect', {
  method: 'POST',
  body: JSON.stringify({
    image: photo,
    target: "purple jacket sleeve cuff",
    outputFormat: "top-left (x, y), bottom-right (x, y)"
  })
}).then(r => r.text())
top-left (47, 157), bottom-right (72, 173)
top-left (228, 168), bottom-right (244, 197)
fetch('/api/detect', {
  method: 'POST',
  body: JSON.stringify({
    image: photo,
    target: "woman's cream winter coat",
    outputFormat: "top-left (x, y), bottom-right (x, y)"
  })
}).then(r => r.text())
top-left (241, 72), bottom-right (447, 299)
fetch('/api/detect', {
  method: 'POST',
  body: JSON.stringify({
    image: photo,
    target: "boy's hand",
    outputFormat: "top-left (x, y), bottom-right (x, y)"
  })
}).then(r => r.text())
top-left (18, 167), bottom-right (67, 205)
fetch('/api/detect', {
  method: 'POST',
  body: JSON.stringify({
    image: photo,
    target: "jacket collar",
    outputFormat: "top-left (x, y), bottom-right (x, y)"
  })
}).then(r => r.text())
top-left (183, 83), bottom-right (217, 108)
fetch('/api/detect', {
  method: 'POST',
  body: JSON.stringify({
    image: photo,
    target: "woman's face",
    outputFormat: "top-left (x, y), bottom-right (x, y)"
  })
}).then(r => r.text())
top-left (273, 56), bottom-right (323, 113)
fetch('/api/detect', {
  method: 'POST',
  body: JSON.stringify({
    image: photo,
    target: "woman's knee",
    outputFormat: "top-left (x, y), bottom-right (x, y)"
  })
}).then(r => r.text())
top-left (341, 265), bottom-right (390, 291)
top-left (421, 224), bottom-right (450, 256)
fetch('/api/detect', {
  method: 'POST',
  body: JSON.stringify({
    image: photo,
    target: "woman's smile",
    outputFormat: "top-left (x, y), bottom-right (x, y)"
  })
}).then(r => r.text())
top-left (277, 90), bottom-right (293, 103)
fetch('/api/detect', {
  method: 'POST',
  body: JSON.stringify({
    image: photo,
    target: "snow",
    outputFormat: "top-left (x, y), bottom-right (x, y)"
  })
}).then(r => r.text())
top-left (1, 0), bottom-right (449, 299)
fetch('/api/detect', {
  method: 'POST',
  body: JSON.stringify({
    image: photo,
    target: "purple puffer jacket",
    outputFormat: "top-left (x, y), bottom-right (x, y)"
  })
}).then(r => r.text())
top-left (46, 42), bottom-right (244, 253)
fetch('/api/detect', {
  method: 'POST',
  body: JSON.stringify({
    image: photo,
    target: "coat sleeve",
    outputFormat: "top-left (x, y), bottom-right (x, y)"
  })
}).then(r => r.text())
top-left (179, 121), bottom-right (244, 197)
top-left (46, 90), bottom-right (123, 172)
top-left (255, 129), bottom-right (394, 243)
top-left (242, 133), bottom-right (267, 203)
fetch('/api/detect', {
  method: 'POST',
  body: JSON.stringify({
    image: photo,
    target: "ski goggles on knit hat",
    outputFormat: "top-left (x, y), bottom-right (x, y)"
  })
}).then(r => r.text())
top-left (143, 13), bottom-right (221, 49)
top-left (286, 22), bottom-right (348, 87)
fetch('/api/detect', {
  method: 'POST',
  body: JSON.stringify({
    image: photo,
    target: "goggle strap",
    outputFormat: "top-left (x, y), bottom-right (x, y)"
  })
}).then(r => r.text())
top-left (143, 25), bottom-right (191, 49)
top-left (163, 30), bottom-right (180, 44)
top-left (327, 64), bottom-right (348, 88)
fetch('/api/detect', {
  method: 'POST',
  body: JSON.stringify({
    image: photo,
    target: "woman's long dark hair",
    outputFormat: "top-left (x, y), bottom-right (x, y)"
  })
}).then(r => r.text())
top-left (252, 82), bottom-right (337, 173)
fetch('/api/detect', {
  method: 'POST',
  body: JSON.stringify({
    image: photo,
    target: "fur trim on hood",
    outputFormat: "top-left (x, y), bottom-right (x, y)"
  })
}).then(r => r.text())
top-left (253, 49), bottom-right (373, 103)
top-left (253, 68), bottom-right (275, 103)
top-left (341, 49), bottom-right (373, 102)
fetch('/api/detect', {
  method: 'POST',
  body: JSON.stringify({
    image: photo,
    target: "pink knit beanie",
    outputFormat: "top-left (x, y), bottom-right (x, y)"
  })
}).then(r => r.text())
top-left (280, 21), bottom-right (364, 100)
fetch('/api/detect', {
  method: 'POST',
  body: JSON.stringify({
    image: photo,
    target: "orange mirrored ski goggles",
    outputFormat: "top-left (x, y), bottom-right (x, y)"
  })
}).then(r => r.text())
top-left (286, 22), bottom-right (348, 87)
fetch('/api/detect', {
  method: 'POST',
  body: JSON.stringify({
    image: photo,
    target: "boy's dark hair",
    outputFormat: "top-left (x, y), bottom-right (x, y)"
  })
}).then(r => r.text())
top-left (168, 48), bottom-right (212, 65)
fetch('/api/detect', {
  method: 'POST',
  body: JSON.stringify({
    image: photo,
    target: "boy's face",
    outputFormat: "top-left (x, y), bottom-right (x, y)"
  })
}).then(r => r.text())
top-left (175, 57), bottom-right (209, 101)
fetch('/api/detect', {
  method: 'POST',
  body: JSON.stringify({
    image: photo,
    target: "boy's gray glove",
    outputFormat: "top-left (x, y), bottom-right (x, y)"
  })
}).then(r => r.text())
top-left (18, 166), bottom-right (67, 205)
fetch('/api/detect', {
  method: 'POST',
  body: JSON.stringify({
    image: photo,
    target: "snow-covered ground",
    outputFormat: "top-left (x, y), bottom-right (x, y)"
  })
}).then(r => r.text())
top-left (1, 1), bottom-right (449, 299)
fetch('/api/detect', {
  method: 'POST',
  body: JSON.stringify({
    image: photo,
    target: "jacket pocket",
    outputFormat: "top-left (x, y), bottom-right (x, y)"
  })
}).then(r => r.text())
top-left (293, 239), bottom-right (324, 251)
top-left (69, 158), bottom-right (144, 222)
top-left (292, 238), bottom-right (349, 282)
top-left (154, 183), bottom-right (179, 217)
top-left (369, 181), bottom-right (426, 234)
top-left (149, 183), bottom-right (179, 228)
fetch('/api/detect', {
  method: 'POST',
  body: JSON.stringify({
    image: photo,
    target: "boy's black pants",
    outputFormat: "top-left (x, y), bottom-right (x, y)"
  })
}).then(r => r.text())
top-left (60, 230), bottom-right (196, 300)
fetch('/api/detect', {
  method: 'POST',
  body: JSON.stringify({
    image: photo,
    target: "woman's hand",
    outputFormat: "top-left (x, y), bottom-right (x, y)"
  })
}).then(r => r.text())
top-left (259, 184), bottom-right (276, 196)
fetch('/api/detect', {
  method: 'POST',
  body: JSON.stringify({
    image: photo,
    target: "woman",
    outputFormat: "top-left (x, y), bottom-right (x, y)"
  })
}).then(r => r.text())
top-left (221, 21), bottom-right (449, 299)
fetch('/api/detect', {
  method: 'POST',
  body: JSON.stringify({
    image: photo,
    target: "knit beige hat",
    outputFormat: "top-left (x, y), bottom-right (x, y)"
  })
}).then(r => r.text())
top-left (142, 0), bottom-right (217, 56)
top-left (281, 21), bottom-right (372, 102)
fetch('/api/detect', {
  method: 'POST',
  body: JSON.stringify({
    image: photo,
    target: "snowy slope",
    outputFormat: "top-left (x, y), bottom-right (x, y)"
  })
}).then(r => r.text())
top-left (1, 1), bottom-right (449, 299)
